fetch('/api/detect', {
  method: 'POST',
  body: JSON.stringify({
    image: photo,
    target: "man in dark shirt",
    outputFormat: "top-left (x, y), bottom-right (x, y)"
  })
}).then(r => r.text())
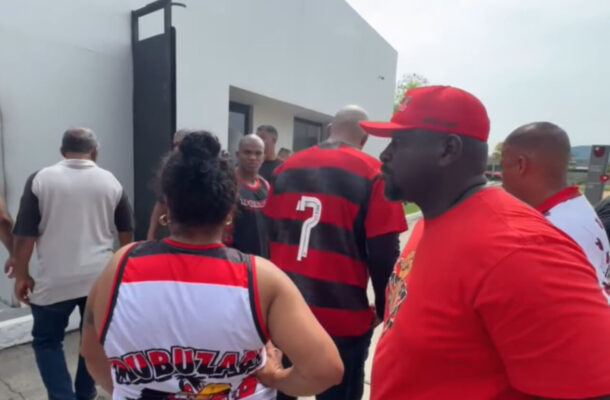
top-left (256, 125), bottom-right (283, 181)
top-left (224, 134), bottom-right (269, 256)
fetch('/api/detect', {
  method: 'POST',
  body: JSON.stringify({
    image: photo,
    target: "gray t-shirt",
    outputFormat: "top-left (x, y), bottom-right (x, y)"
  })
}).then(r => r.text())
top-left (13, 159), bottom-right (133, 305)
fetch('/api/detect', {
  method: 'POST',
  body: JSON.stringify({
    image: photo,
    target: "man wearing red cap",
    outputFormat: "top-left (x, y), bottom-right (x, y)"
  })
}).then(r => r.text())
top-left (361, 86), bottom-right (610, 399)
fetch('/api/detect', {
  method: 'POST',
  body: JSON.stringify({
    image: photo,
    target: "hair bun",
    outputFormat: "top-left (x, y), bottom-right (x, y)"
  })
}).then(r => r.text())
top-left (179, 131), bottom-right (221, 160)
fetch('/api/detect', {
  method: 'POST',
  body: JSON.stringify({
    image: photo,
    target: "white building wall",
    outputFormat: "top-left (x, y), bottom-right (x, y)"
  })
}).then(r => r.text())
top-left (0, 0), bottom-right (396, 305)
top-left (173, 0), bottom-right (397, 159)
top-left (0, 0), bottom-right (148, 304)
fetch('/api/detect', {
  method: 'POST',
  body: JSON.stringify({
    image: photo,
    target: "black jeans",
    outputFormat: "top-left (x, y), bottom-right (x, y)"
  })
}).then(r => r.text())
top-left (277, 330), bottom-right (373, 400)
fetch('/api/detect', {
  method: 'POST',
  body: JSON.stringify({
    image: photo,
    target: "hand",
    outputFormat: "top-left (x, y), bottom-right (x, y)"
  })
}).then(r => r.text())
top-left (14, 275), bottom-right (35, 305)
top-left (4, 257), bottom-right (15, 278)
top-left (255, 341), bottom-right (289, 388)
top-left (370, 305), bottom-right (383, 328)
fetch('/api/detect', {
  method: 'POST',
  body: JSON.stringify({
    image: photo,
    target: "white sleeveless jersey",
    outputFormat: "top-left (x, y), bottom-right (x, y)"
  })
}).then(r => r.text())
top-left (100, 239), bottom-right (276, 400)
top-left (540, 189), bottom-right (610, 302)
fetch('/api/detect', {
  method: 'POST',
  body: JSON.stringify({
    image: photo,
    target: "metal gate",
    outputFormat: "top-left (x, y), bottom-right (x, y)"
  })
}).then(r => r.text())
top-left (131, 0), bottom-right (177, 240)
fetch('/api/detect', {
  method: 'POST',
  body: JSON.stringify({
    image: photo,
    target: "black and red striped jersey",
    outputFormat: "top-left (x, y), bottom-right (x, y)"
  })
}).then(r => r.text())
top-left (263, 141), bottom-right (407, 338)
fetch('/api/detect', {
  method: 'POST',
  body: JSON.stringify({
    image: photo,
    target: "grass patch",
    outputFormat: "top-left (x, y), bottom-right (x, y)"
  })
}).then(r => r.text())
top-left (403, 202), bottom-right (420, 215)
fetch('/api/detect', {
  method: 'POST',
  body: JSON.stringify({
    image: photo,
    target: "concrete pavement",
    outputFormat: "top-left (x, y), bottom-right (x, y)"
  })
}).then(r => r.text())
top-left (0, 326), bottom-right (384, 400)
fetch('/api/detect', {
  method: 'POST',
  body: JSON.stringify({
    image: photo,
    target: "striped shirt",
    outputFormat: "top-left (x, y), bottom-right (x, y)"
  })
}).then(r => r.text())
top-left (264, 141), bottom-right (407, 338)
top-left (100, 239), bottom-right (275, 400)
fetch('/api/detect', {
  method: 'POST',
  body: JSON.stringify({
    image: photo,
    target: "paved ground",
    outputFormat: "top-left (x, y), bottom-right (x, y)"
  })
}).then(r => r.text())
top-left (0, 216), bottom-right (419, 400)
top-left (0, 326), bottom-right (383, 400)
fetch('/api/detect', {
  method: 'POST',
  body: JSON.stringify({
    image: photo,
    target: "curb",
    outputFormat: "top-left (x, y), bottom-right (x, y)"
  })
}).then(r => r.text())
top-left (0, 309), bottom-right (80, 350)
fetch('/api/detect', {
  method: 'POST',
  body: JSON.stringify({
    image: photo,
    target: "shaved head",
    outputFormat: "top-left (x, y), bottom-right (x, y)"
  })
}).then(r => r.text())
top-left (505, 122), bottom-right (571, 170)
top-left (237, 134), bottom-right (265, 176)
top-left (501, 121), bottom-right (571, 207)
top-left (239, 133), bottom-right (264, 151)
top-left (329, 105), bottom-right (369, 148)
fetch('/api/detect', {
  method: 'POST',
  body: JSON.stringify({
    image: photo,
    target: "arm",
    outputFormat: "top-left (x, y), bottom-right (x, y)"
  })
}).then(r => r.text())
top-left (12, 236), bottom-right (36, 303)
top-left (364, 176), bottom-right (408, 320)
top-left (254, 257), bottom-right (343, 396)
top-left (146, 201), bottom-right (164, 241)
top-left (114, 190), bottom-right (134, 246)
top-left (81, 246), bottom-right (131, 394)
top-left (0, 197), bottom-right (13, 255)
top-left (366, 232), bottom-right (401, 320)
top-left (12, 172), bottom-right (41, 301)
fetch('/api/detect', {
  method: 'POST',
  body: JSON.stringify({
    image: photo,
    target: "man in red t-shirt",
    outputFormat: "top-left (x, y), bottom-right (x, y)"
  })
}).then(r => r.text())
top-left (360, 86), bottom-right (610, 400)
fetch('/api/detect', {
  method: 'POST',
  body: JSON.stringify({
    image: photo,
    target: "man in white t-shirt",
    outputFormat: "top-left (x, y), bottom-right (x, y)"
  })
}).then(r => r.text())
top-left (12, 127), bottom-right (134, 400)
top-left (502, 122), bottom-right (610, 299)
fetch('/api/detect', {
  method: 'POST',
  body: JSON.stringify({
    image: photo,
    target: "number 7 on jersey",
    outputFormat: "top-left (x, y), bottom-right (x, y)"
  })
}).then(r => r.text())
top-left (296, 196), bottom-right (322, 261)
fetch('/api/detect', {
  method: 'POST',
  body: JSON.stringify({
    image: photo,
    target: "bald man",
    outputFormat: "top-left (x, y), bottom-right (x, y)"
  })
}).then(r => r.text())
top-left (223, 134), bottom-right (270, 256)
top-left (502, 122), bottom-right (610, 298)
top-left (264, 105), bottom-right (407, 400)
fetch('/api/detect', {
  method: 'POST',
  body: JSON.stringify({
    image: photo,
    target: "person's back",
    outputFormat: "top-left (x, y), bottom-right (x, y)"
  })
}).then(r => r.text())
top-left (101, 240), bottom-right (273, 399)
top-left (32, 159), bottom-right (124, 301)
top-left (82, 131), bottom-right (343, 400)
top-left (374, 187), bottom-right (610, 399)
top-left (266, 142), bottom-right (394, 338)
top-left (540, 190), bottom-right (610, 291)
top-left (12, 127), bottom-right (134, 400)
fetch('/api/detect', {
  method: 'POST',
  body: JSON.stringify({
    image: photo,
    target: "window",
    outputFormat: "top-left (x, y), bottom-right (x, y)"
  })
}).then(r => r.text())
top-left (293, 118), bottom-right (324, 152)
top-left (228, 101), bottom-right (252, 161)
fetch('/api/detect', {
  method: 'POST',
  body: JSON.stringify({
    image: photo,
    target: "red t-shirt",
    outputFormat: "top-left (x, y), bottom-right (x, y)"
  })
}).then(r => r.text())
top-left (372, 187), bottom-right (610, 400)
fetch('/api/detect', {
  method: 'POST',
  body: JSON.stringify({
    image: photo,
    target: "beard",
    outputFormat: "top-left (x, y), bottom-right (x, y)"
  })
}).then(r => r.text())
top-left (383, 177), bottom-right (406, 202)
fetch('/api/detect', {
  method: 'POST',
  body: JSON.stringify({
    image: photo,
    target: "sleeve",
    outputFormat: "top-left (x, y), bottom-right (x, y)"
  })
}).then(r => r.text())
top-left (366, 232), bottom-right (401, 319)
top-left (474, 244), bottom-right (610, 398)
top-left (13, 172), bottom-right (41, 237)
top-left (114, 190), bottom-right (134, 232)
top-left (365, 175), bottom-right (408, 238)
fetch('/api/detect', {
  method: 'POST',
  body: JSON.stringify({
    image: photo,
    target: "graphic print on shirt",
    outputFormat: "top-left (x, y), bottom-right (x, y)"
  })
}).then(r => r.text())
top-left (113, 346), bottom-right (264, 399)
top-left (383, 249), bottom-right (415, 333)
top-left (382, 219), bottom-right (425, 335)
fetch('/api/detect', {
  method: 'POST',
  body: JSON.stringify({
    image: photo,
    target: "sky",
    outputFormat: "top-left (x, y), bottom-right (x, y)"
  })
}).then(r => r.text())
top-left (346, 0), bottom-right (610, 149)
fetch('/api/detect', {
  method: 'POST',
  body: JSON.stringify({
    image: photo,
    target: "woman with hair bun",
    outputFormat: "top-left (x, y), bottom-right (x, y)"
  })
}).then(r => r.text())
top-left (80, 131), bottom-right (343, 399)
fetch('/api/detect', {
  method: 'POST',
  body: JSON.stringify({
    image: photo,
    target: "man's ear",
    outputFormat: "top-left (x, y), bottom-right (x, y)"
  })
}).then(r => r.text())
top-left (360, 134), bottom-right (368, 149)
top-left (91, 149), bottom-right (98, 162)
top-left (517, 155), bottom-right (528, 175)
top-left (438, 134), bottom-right (463, 167)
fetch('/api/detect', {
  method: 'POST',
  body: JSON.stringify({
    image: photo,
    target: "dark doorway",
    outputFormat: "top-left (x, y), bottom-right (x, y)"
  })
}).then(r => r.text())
top-left (293, 117), bottom-right (323, 152)
top-left (131, 0), bottom-right (177, 240)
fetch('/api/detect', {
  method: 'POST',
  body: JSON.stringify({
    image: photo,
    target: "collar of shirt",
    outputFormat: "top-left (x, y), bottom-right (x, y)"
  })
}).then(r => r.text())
top-left (535, 186), bottom-right (581, 214)
top-left (60, 159), bottom-right (96, 169)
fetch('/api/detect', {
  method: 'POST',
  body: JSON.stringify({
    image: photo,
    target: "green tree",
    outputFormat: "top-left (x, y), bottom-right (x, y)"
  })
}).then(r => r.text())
top-left (394, 73), bottom-right (429, 112)
top-left (489, 141), bottom-right (503, 172)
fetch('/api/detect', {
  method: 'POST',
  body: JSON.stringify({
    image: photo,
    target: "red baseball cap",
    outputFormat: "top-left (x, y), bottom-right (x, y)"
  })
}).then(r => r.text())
top-left (359, 86), bottom-right (490, 142)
